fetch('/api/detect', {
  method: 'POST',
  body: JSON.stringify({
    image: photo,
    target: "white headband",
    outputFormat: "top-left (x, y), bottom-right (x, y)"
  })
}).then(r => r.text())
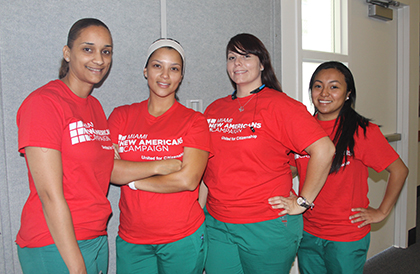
top-left (144, 38), bottom-right (185, 73)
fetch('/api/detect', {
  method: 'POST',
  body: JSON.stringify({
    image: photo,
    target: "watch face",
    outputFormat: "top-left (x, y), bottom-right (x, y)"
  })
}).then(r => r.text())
top-left (297, 197), bottom-right (310, 208)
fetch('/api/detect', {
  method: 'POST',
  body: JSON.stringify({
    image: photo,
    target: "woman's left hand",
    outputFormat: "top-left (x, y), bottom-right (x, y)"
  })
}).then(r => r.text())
top-left (113, 144), bottom-right (121, 160)
top-left (268, 192), bottom-right (306, 215)
top-left (349, 206), bottom-right (387, 228)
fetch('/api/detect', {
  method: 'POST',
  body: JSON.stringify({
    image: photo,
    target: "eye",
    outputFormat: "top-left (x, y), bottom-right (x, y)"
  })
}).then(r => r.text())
top-left (152, 63), bottom-right (161, 68)
top-left (171, 67), bottom-right (180, 72)
top-left (228, 55), bottom-right (235, 61)
top-left (244, 54), bottom-right (251, 58)
top-left (83, 47), bottom-right (92, 53)
top-left (331, 85), bottom-right (338, 89)
top-left (313, 84), bottom-right (322, 89)
top-left (102, 49), bottom-right (112, 55)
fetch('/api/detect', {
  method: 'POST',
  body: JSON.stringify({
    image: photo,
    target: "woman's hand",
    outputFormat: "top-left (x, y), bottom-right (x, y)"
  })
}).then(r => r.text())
top-left (111, 143), bottom-right (182, 185)
top-left (351, 157), bottom-right (408, 229)
top-left (349, 206), bottom-right (387, 228)
top-left (155, 159), bottom-right (182, 175)
top-left (113, 144), bottom-right (121, 160)
top-left (268, 192), bottom-right (306, 215)
top-left (132, 147), bottom-right (209, 193)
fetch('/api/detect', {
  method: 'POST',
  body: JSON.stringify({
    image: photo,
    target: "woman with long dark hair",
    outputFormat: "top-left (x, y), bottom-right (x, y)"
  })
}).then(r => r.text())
top-left (200, 33), bottom-right (335, 273)
top-left (270, 61), bottom-right (408, 273)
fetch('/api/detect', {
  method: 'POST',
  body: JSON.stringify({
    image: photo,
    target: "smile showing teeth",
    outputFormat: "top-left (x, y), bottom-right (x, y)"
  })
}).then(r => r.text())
top-left (158, 82), bottom-right (170, 87)
top-left (87, 67), bottom-right (102, 72)
top-left (319, 100), bottom-right (332, 104)
top-left (234, 70), bottom-right (247, 74)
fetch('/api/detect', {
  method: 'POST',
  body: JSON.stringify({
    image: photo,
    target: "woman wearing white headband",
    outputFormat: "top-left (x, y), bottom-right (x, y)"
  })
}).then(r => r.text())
top-left (109, 38), bottom-right (211, 273)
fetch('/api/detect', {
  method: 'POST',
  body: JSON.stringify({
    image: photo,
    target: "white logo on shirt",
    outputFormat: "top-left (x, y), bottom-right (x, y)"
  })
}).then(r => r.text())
top-left (69, 121), bottom-right (110, 145)
top-left (207, 118), bottom-right (261, 134)
top-left (117, 134), bottom-right (183, 153)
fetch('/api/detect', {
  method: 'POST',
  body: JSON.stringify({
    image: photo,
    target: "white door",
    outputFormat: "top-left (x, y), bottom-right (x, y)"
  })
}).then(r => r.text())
top-left (349, 1), bottom-right (409, 258)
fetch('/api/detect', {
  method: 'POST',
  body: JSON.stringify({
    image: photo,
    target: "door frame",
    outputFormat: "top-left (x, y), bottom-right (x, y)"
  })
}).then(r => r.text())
top-left (394, 4), bottom-right (410, 248)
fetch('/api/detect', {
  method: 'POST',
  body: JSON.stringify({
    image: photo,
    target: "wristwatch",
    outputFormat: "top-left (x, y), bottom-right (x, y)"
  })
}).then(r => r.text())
top-left (296, 196), bottom-right (314, 210)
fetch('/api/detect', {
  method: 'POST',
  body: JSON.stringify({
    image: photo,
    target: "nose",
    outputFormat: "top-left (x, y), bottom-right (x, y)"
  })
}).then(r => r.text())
top-left (320, 87), bottom-right (329, 97)
top-left (234, 56), bottom-right (243, 66)
top-left (92, 51), bottom-right (104, 65)
top-left (160, 68), bottom-right (169, 79)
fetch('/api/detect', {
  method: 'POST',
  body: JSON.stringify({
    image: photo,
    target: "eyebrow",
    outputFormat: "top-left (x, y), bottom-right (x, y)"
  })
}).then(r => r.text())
top-left (80, 42), bottom-right (113, 47)
top-left (150, 59), bottom-right (181, 66)
top-left (315, 79), bottom-right (341, 84)
top-left (228, 51), bottom-right (245, 55)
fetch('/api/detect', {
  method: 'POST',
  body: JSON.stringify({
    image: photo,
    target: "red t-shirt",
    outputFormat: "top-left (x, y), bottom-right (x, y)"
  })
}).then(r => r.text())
top-left (293, 118), bottom-right (399, 241)
top-left (16, 80), bottom-right (114, 248)
top-left (108, 100), bottom-right (211, 244)
top-left (203, 87), bottom-right (327, 223)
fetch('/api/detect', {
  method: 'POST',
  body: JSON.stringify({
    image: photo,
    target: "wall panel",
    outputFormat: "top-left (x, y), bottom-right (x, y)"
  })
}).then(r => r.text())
top-left (165, 0), bottom-right (281, 109)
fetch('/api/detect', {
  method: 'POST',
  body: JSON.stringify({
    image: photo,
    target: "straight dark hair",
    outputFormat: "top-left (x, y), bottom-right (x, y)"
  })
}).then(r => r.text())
top-left (58, 18), bottom-right (111, 79)
top-left (310, 61), bottom-right (370, 173)
top-left (226, 33), bottom-right (282, 92)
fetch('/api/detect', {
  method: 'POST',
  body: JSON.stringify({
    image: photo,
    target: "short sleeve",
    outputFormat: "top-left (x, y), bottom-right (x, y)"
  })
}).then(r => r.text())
top-left (354, 123), bottom-right (399, 173)
top-left (268, 95), bottom-right (327, 154)
top-left (108, 106), bottom-right (125, 144)
top-left (17, 94), bottom-right (64, 153)
top-left (183, 113), bottom-right (212, 155)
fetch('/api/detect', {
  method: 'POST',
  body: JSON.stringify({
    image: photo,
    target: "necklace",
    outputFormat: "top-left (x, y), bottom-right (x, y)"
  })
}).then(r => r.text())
top-left (233, 84), bottom-right (265, 112)
top-left (237, 94), bottom-right (256, 112)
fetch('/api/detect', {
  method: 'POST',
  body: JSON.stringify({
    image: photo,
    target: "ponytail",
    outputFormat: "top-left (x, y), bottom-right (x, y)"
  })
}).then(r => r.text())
top-left (58, 58), bottom-right (69, 79)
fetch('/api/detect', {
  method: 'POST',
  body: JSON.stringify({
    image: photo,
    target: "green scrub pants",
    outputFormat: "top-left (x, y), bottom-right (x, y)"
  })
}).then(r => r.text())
top-left (116, 222), bottom-right (207, 274)
top-left (17, 235), bottom-right (108, 274)
top-left (204, 209), bottom-right (303, 274)
top-left (298, 231), bottom-right (370, 274)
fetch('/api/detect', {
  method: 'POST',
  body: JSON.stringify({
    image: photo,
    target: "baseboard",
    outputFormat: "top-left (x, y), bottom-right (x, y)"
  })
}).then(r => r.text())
top-left (408, 227), bottom-right (416, 246)
top-left (410, 185), bottom-right (420, 246)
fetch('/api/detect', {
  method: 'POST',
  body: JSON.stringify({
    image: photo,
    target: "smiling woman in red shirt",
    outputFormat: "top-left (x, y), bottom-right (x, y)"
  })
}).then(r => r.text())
top-left (16, 18), bottom-right (114, 274)
top-left (269, 61), bottom-right (409, 274)
top-left (200, 33), bottom-right (335, 274)
top-left (109, 38), bottom-right (212, 274)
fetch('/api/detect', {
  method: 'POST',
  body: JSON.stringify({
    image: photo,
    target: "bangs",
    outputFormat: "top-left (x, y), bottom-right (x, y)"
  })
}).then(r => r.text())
top-left (226, 38), bottom-right (261, 58)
